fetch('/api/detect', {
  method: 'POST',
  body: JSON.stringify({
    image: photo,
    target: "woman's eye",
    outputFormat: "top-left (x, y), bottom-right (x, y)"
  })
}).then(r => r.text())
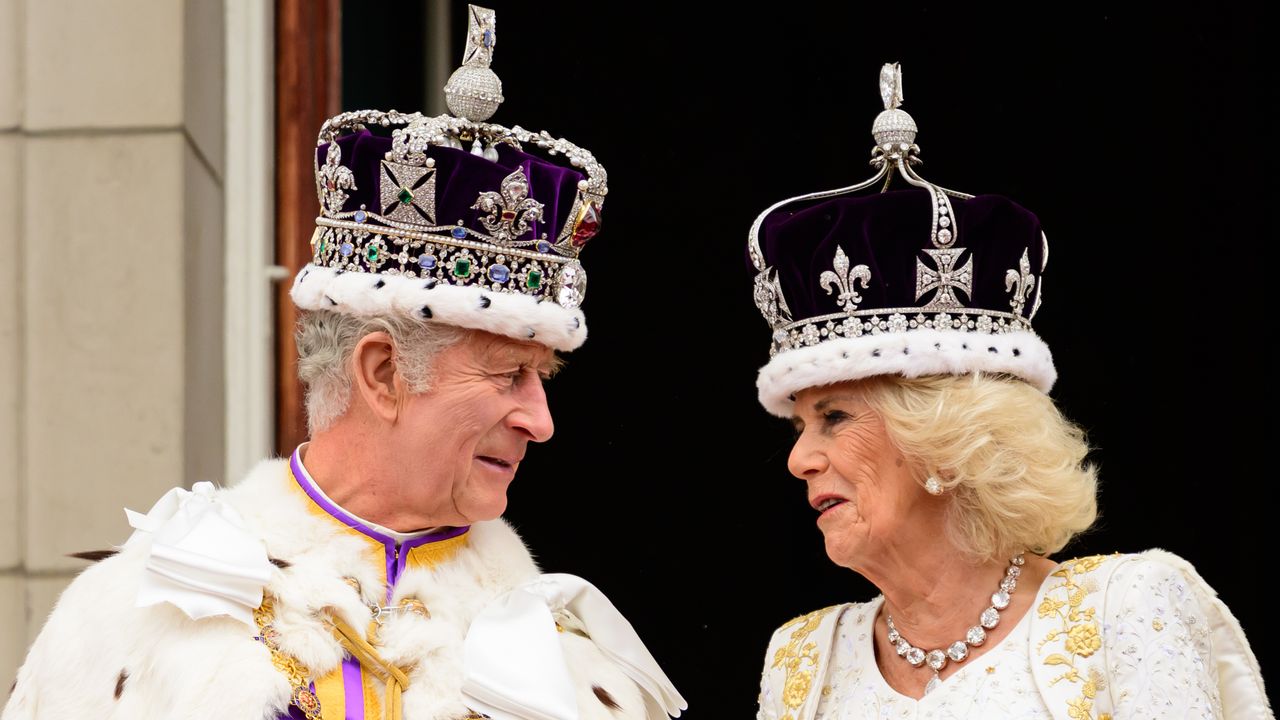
top-left (823, 410), bottom-right (849, 425)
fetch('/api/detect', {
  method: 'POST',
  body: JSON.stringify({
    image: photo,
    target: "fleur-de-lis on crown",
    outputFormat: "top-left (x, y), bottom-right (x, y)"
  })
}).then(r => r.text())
top-left (472, 169), bottom-right (545, 243)
top-left (819, 246), bottom-right (873, 314)
top-left (1005, 248), bottom-right (1036, 316)
top-left (318, 142), bottom-right (356, 215)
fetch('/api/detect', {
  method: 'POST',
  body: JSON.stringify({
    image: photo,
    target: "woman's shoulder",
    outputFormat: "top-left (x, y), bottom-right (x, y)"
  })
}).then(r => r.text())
top-left (758, 602), bottom-right (869, 720)
top-left (764, 600), bottom-right (874, 645)
top-left (1045, 549), bottom-right (1212, 600)
top-left (761, 601), bottom-right (872, 669)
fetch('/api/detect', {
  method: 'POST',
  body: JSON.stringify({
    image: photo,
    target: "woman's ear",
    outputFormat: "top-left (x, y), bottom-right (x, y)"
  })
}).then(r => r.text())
top-left (351, 331), bottom-right (404, 423)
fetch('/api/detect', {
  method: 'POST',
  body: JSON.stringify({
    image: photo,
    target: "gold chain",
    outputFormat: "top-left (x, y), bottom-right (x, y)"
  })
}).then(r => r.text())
top-left (254, 595), bottom-right (323, 720)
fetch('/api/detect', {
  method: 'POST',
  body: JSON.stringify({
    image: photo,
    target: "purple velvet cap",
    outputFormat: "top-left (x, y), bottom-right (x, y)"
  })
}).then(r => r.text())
top-left (755, 189), bottom-right (1047, 331)
top-left (318, 131), bottom-right (587, 246)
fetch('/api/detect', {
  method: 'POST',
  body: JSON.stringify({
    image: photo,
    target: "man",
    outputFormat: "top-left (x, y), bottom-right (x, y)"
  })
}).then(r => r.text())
top-left (4, 8), bottom-right (684, 720)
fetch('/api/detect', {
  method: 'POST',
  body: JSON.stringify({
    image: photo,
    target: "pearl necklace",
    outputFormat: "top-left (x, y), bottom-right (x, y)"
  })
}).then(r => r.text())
top-left (885, 554), bottom-right (1025, 695)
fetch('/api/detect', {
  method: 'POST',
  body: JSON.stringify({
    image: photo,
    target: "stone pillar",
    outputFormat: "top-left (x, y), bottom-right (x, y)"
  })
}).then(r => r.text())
top-left (0, 0), bottom-right (226, 690)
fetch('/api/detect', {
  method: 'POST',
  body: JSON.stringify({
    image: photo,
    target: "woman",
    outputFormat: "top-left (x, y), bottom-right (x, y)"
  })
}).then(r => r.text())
top-left (746, 66), bottom-right (1270, 719)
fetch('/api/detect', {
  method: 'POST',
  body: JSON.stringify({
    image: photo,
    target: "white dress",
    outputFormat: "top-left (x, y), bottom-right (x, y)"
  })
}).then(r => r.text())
top-left (813, 596), bottom-right (1052, 719)
top-left (757, 551), bottom-right (1272, 720)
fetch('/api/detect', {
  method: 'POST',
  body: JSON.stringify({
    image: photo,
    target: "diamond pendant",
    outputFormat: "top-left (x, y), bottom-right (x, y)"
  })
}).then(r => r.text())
top-left (924, 672), bottom-right (940, 695)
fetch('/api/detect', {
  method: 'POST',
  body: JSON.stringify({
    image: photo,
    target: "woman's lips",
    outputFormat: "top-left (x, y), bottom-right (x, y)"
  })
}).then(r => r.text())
top-left (810, 494), bottom-right (850, 515)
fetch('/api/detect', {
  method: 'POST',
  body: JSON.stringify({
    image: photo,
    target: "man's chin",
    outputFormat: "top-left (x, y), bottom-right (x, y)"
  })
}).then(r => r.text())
top-left (457, 495), bottom-right (509, 524)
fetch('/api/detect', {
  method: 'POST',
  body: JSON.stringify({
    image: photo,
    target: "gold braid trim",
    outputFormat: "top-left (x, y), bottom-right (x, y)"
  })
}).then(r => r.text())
top-left (326, 611), bottom-right (413, 720)
top-left (254, 596), bottom-right (323, 720)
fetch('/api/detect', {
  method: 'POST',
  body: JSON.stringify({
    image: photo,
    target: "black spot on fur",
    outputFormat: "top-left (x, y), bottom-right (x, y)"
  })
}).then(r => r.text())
top-left (902, 347), bottom-right (910, 355)
top-left (841, 352), bottom-right (849, 358)
top-left (423, 279), bottom-right (438, 289)
top-left (961, 343), bottom-right (969, 350)
top-left (9, 679), bottom-right (15, 695)
top-left (987, 346), bottom-right (998, 354)
top-left (934, 342), bottom-right (942, 350)
top-left (269, 557), bottom-right (291, 569)
top-left (479, 295), bottom-right (491, 309)
top-left (420, 305), bottom-right (433, 319)
top-left (335, 269), bottom-right (346, 275)
top-left (68, 549), bottom-right (119, 563)
top-left (592, 685), bottom-right (621, 710)
top-left (570, 317), bottom-right (580, 330)
top-left (871, 349), bottom-right (881, 357)
top-left (325, 296), bottom-right (338, 306)
top-left (299, 269), bottom-right (310, 282)
top-left (114, 669), bottom-right (128, 700)
top-left (374, 279), bottom-right (385, 289)
top-left (1012, 348), bottom-right (1021, 356)
top-left (527, 328), bottom-right (536, 339)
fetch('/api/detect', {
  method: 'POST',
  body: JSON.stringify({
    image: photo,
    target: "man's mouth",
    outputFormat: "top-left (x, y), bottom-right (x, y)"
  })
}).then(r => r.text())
top-left (477, 455), bottom-right (515, 470)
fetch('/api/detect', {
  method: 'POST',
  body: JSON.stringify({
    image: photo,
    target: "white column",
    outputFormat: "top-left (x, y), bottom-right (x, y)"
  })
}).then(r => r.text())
top-left (2, 0), bottom-right (240, 691)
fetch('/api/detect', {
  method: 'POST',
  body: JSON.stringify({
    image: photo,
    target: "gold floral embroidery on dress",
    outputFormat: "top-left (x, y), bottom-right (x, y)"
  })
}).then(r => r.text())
top-left (771, 606), bottom-right (838, 720)
top-left (255, 595), bottom-right (322, 720)
top-left (1036, 554), bottom-right (1116, 720)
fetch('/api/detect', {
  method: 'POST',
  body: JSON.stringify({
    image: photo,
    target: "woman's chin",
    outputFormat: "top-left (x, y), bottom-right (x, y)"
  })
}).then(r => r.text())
top-left (820, 528), bottom-right (863, 569)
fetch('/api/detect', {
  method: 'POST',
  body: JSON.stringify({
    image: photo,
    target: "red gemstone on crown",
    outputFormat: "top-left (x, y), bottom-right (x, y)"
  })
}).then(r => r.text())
top-left (571, 202), bottom-right (601, 247)
top-left (501, 210), bottom-right (517, 221)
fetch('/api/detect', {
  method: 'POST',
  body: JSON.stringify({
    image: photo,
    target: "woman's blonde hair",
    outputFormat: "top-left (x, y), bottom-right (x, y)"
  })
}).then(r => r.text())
top-left (859, 373), bottom-right (1097, 562)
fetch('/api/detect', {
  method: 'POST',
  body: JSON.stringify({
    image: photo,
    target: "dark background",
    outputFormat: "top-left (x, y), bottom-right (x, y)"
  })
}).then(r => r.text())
top-left (344, 3), bottom-right (1274, 714)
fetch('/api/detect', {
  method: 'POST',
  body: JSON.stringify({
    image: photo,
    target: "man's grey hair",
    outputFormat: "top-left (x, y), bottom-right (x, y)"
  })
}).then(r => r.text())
top-left (296, 310), bottom-right (468, 434)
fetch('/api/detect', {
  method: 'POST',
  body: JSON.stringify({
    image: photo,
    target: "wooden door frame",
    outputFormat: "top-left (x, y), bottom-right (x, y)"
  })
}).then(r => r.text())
top-left (274, 0), bottom-right (341, 455)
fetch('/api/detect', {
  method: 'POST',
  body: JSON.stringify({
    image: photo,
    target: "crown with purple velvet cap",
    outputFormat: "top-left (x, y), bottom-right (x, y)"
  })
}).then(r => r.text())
top-left (747, 63), bottom-right (1055, 417)
top-left (290, 5), bottom-right (605, 352)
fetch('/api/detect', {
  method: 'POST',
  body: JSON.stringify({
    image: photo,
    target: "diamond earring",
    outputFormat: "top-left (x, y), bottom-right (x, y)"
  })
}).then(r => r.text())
top-left (924, 477), bottom-right (944, 495)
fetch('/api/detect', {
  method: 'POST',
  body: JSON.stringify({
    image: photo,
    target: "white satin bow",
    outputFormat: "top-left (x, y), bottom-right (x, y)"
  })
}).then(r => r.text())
top-left (124, 481), bottom-right (274, 626)
top-left (463, 573), bottom-right (686, 720)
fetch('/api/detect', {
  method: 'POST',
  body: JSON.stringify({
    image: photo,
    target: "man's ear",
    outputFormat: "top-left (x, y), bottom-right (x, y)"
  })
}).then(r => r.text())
top-left (351, 331), bottom-right (405, 423)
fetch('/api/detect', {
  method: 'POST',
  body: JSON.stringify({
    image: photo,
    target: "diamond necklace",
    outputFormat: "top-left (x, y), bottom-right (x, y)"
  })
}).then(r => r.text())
top-left (885, 553), bottom-right (1025, 695)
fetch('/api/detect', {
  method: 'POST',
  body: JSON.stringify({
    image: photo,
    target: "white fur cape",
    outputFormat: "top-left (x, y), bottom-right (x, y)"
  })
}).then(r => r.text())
top-left (3, 459), bottom-right (645, 720)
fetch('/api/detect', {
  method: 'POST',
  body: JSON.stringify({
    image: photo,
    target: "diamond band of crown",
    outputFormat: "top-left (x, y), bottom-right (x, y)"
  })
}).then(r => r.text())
top-left (770, 309), bottom-right (1033, 356)
top-left (310, 218), bottom-right (583, 306)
